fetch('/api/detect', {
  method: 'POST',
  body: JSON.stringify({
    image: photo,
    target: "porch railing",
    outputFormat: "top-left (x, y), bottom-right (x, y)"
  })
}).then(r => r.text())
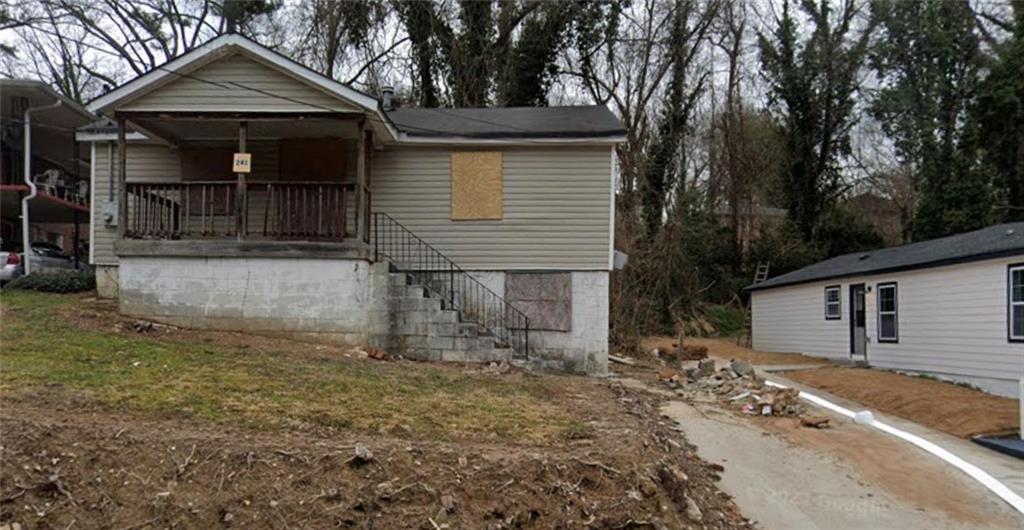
top-left (125, 181), bottom-right (355, 241)
top-left (372, 212), bottom-right (530, 359)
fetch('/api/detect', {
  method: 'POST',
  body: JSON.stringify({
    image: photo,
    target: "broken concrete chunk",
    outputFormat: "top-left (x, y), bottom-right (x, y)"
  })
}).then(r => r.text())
top-left (350, 444), bottom-right (374, 466)
top-left (683, 494), bottom-right (704, 523)
top-left (729, 359), bottom-right (754, 377)
top-left (697, 359), bottom-right (716, 376)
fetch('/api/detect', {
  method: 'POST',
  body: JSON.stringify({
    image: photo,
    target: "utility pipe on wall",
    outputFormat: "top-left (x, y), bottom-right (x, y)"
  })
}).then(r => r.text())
top-left (21, 99), bottom-right (63, 275)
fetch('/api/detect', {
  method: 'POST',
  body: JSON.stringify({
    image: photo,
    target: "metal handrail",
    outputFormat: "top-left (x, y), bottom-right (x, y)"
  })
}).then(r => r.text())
top-left (372, 212), bottom-right (530, 359)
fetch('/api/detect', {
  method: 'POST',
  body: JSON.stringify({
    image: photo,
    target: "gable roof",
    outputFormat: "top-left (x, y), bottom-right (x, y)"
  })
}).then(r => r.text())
top-left (387, 106), bottom-right (625, 141)
top-left (87, 34), bottom-right (397, 138)
top-left (749, 222), bottom-right (1024, 291)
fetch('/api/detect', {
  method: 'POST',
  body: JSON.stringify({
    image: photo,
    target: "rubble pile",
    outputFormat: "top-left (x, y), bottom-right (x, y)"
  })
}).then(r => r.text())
top-left (660, 359), bottom-right (809, 418)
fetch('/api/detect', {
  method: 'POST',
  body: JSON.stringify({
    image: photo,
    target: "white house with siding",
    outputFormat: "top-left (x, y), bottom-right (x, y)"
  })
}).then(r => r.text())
top-left (75, 34), bottom-right (622, 373)
top-left (750, 223), bottom-right (1024, 397)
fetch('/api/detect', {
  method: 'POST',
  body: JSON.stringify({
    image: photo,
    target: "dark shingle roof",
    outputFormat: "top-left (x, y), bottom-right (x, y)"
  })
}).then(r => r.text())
top-left (749, 222), bottom-right (1024, 291)
top-left (386, 105), bottom-right (625, 139)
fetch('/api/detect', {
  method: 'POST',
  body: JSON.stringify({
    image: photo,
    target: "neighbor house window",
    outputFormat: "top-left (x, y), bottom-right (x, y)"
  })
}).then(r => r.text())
top-left (824, 285), bottom-right (841, 320)
top-left (877, 282), bottom-right (898, 342)
top-left (1009, 264), bottom-right (1024, 342)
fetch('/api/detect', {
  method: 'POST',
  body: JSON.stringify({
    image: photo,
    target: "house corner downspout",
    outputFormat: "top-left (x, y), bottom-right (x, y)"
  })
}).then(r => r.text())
top-left (22, 99), bottom-right (63, 275)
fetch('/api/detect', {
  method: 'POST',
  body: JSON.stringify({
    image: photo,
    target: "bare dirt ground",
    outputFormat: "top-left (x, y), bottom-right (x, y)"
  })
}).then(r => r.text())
top-left (785, 366), bottom-right (1019, 438)
top-left (639, 337), bottom-right (826, 366)
top-left (0, 391), bottom-right (747, 530)
top-left (1, 292), bottom-right (751, 529)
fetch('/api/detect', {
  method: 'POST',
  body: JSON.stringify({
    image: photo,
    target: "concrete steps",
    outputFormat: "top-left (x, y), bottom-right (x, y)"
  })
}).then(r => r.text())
top-left (369, 269), bottom-right (515, 363)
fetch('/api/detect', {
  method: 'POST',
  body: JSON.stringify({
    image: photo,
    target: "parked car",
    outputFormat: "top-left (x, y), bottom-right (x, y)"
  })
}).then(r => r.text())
top-left (0, 241), bottom-right (23, 284)
top-left (28, 242), bottom-right (76, 272)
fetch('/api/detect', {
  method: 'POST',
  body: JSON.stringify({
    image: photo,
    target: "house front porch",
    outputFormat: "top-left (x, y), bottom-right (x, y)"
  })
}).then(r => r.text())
top-left (110, 112), bottom-right (372, 249)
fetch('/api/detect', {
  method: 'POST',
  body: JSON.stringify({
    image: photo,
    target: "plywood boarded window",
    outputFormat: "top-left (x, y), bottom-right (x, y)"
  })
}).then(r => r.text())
top-left (507, 272), bottom-right (572, 331)
top-left (451, 151), bottom-right (502, 220)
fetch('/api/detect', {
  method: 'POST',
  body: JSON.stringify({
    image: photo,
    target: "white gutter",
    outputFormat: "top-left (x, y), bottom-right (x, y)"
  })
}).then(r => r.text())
top-left (21, 99), bottom-right (64, 275)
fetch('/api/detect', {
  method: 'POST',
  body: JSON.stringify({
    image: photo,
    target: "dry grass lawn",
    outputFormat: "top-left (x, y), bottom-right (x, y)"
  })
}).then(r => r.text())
top-left (0, 291), bottom-right (580, 442)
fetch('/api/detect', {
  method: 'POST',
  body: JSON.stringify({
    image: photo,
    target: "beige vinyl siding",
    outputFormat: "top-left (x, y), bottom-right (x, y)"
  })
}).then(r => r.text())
top-left (752, 255), bottom-right (1024, 390)
top-left (371, 146), bottom-right (612, 270)
top-left (121, 53), bottom-right (357, 113)
top-left (92, 143), bottom-right (182, 265)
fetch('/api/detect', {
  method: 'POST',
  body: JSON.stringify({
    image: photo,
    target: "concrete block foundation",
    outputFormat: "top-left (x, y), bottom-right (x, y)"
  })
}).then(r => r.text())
top-left (115, 256), bottom-right (610, 374)
top-left (119, 256), bottom-right (372, 346)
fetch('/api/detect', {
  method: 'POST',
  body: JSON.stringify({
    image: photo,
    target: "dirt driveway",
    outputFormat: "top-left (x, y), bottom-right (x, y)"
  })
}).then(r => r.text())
top-left (616, 337), bottom-right (1024, 529)
top-left (657, 397), bottom-right (1021, 529)
top-left (688, 338), bottom-right (1018, 438)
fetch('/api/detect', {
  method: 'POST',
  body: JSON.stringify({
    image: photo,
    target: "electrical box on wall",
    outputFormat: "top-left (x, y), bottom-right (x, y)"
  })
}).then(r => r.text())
top-left (102, 202), bottom-right (118, 226)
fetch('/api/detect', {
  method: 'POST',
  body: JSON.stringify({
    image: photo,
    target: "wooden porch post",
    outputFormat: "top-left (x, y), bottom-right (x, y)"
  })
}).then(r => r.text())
top-left (117, 117), bottom-right (127, 239)
top-left (355, 119), bottom-right (367, 242)
top-left (236, 121), bottom-right (247, 240)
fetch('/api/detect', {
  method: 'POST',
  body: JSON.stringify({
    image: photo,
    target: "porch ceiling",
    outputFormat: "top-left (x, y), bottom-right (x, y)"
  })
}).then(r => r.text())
top-left (125, 117), bottom-right (362, 143)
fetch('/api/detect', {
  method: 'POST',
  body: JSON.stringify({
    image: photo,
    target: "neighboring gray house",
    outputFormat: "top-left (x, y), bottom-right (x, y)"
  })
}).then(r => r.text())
top-left (749, 223), bottom-right (1024, 397)
top-left (77, 34), bottom-right (622, 374)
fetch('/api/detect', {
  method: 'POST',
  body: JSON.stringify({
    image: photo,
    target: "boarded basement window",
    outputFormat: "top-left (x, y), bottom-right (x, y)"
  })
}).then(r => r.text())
top-left (451, 151), bottom-right (502, 220)
top-left (506, 272), bottom-right (571, 331)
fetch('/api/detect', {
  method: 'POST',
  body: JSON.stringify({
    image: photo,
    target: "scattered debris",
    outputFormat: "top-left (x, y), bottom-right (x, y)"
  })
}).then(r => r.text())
top-left (680, 344), bottom-right (709, 360)
top-left (129, 319), bottom-right (176, 333)
top-left (684, 494), bottom-right (704, 523)
top-left (658, 368), bottom-right (684, 388)
top-left (481, 361), bottom-right (511, 375)
top-left (609, 354), bottom-right (637, 366)
top-left (347, 444), bottom-right (374, 466)
top-left (800, 416), bottom-right (831, 429)
top-left (663, 359), bottom-right (808, 418)
top-left (729, 359), bottom-right (754, 378)
top-left (366, 346), bottom-right (390, 361)
top-left (650, 344), bottom-right (708, 362)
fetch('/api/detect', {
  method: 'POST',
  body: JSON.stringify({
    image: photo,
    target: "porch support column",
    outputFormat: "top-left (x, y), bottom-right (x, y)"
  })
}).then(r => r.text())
top-left (236, 121), bottom-right (248, 240)
top-left (355, 119), bottom-right (367, 242)
top-left (117, 117), bottom-right (127, 239)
